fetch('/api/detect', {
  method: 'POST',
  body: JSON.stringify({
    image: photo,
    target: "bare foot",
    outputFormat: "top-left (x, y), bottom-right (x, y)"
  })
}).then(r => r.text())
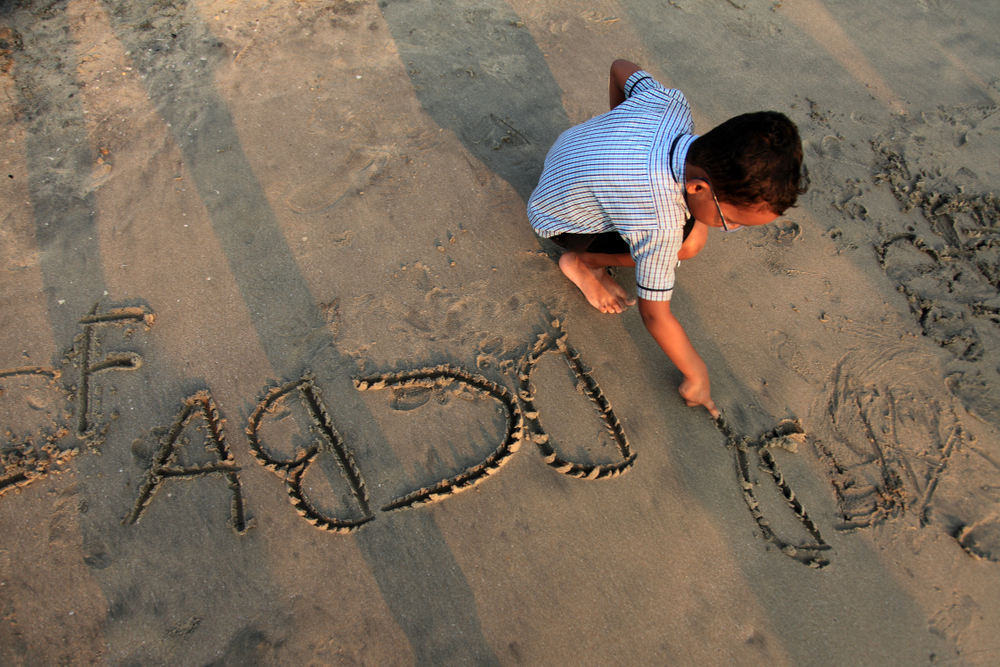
top-left (597, 268), bottom-right (636, 309)
top-left (558, 252), bottom-right (636, 313)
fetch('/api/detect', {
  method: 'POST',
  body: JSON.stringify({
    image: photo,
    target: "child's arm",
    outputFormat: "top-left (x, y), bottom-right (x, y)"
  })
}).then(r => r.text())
top-left (609, 59), bottom-right (643, 110)
top-left (637, 298), bottom-right (720, 418)
top-left (677, 221), bottom-right (708, 260)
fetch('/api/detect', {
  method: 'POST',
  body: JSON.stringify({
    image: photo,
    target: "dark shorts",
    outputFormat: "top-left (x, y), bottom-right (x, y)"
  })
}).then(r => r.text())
top-left (549, 217), bottom-right (696, 255)
top-left (549, 231), bottom-right (630, 254)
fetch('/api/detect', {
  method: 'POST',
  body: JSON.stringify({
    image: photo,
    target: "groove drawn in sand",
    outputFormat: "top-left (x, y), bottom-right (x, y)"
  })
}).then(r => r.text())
top-left (3, 309), bottom-right (635, 530)
top-left (872, 106), bottom-right (1000, 425)
top-left (516, 323), bottom-right (635, 479)
top-left (811, 347), bottom-right (965, 530)
top-left (474, 114), bottom-right (530, 152)
top-left (72, 304), bottom-right (153, 446)
top-left (876, 233), bottom-right (988, 363)
top-left (355, 365), bottom-right (523, 511)
top-left (1, 367), bottom-right (76, 497)
top-left (126, 391), bottom-right (247, 534)
top-left (0, 441), bottom-right (78, 497)
top-left (245, 349), bottom-right (631, 528)
top-left (0, 367), bottom-right (60, 380)
top-left (351, 321), bottom-right (634, 515)
top-left (247, 374), bottom-right (373, 532)
top-left (715, 417), bottom-right (831, 568)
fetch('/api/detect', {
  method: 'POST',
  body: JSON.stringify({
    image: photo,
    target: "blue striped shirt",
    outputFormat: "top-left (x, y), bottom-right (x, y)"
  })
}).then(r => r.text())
top-left (527, 71), bottom-right (697, 301)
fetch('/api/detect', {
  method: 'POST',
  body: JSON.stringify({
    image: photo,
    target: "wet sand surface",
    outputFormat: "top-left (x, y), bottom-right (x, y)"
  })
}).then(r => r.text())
top-left (1, 1), bottom-right (999, 665)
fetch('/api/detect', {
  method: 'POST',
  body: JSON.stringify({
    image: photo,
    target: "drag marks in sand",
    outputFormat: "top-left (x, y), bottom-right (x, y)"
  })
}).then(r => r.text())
top-left (161, 323), bottom-right (631, 526)
top-left (806, 342), bottom-right (1000, 564)
top-left (813, 347), bottom-right (963, 531)
top-left (5, 303), bottom-right (986, 567)
top-left (801, 99), bottom-right (1000, 562)
top-left (348, 320), bottom-right (635, 511)
top-left (71, 304), bottom-right (154, 445)
top-left (716, 416), bottom-right (832, 569)
top-left (805, 330), bottom-right (1000, 561)
top-left (2, 309), bottom-right (640, 535)
top-left (126, 391), bottom-right (248, 534)
top-left (5, 305), bottom-right (952, 568)
top-left (0, 366), bottom-right (77, 496)
top-left (516, 325), bottom-right (635, 480)
top-left (248, 374), bottom-right (373, 533)
top-left (356, 365), bottom-right (522, 511)
top-left (872, 104), bottom-right (1000, 425)
top-left (1, 304), bottom-right (153, 498)
top-left (0, 306), bottom-right (980, 567)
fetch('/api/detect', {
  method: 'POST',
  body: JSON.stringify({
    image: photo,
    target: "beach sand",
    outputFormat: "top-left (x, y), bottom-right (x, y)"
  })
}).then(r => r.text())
top-left (1, 0), bottom-right (999, 664)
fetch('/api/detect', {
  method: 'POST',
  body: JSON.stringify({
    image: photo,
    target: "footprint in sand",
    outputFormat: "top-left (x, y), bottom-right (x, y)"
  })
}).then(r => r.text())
top-left (284, 147), bottom-right (386, 215)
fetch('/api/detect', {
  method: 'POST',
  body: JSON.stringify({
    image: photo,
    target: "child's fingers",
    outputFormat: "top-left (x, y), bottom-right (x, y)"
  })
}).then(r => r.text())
top-left (684, 396), bottom-right (719, 418)
top-left (680, 382), bottom-right (720, 418)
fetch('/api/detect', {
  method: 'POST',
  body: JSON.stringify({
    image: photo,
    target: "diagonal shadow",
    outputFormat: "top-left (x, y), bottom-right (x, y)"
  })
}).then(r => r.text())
top-left (8, 2), bottom-right (278, 664)
top-left (615, 1), bottom-right (959, 662)
top-left (379, 0), bottom-right (570, 203)
top-left (10, 0), bottom-right (106, 342)
top-left (93, 0), bottom-right (500, 664)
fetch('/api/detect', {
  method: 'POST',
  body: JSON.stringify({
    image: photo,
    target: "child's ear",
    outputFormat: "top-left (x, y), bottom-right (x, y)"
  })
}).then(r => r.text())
top-left (685, 178), bottom-right (711, 196)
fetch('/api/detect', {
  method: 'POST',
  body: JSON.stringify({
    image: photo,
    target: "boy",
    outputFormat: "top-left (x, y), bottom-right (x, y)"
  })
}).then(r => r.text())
top-left (528, 59), bottom-right (807, 418)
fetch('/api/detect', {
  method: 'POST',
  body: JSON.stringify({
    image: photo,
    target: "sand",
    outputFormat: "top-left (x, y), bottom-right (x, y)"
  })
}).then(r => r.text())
top-left (1, 0), bottom-right (999, 664)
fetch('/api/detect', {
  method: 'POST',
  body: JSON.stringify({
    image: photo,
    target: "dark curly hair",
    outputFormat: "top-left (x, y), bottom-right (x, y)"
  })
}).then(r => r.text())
top-left (687, 111), bottom-right (808, 214)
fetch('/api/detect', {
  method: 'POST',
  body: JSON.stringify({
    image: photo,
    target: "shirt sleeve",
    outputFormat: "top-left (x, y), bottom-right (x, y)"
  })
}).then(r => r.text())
top-left (626, 227), bottom-right (684, 301)
top-left (623, 70), bottom-right (664, 98)
top-left (621, 70), bottom-right (687, 120)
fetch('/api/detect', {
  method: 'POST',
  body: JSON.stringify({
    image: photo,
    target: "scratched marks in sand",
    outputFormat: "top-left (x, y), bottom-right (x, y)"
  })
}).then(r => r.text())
top-left (243, 354), bottom-right (604, 530)
top-left (0, 439), bottom-right (77, 497)
top-left (811, 345), bottom-right (965, 531)
top-left (348, 321), bottom-right (635, 513)
top-left (10, 302), bottom-right (980, 570)
top-left (350, 325), bottom-right (636, 512)
top-left (717, 417), bottom-right (832, 569)
top-left (356, 365), bottom-right (522, 511)
top-left (1, 304), bottom-right (152, 498)
top-left (807, 103), bottom-right (1000, 560)
top-left (871, 105), bottom-right (1000, 425)
top-left (70, 305), bottom-right (153, 445)
top-left (5, 306), bottom-right (853, 570)
top-left (2, 308), bottom-right (637, 534)
top-left (127, 391), bottom-right (248, 534)
top-left (517, 327), bottom-right (635, 479)
top-left (807, 342), bottom-right (1000, 563)
top-left (248, 374), bottom-right (373, 533)
top-left (0, 367), bottom-right (77, 497)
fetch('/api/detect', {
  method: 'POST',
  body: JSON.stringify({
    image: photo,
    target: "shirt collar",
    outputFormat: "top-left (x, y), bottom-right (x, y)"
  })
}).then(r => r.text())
top-left (668, 134), bottom-right (698, 185)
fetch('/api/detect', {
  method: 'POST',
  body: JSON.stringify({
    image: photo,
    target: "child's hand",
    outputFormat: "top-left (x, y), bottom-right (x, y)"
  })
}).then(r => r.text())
top-left (679, 377), bottom-right (720, 419)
